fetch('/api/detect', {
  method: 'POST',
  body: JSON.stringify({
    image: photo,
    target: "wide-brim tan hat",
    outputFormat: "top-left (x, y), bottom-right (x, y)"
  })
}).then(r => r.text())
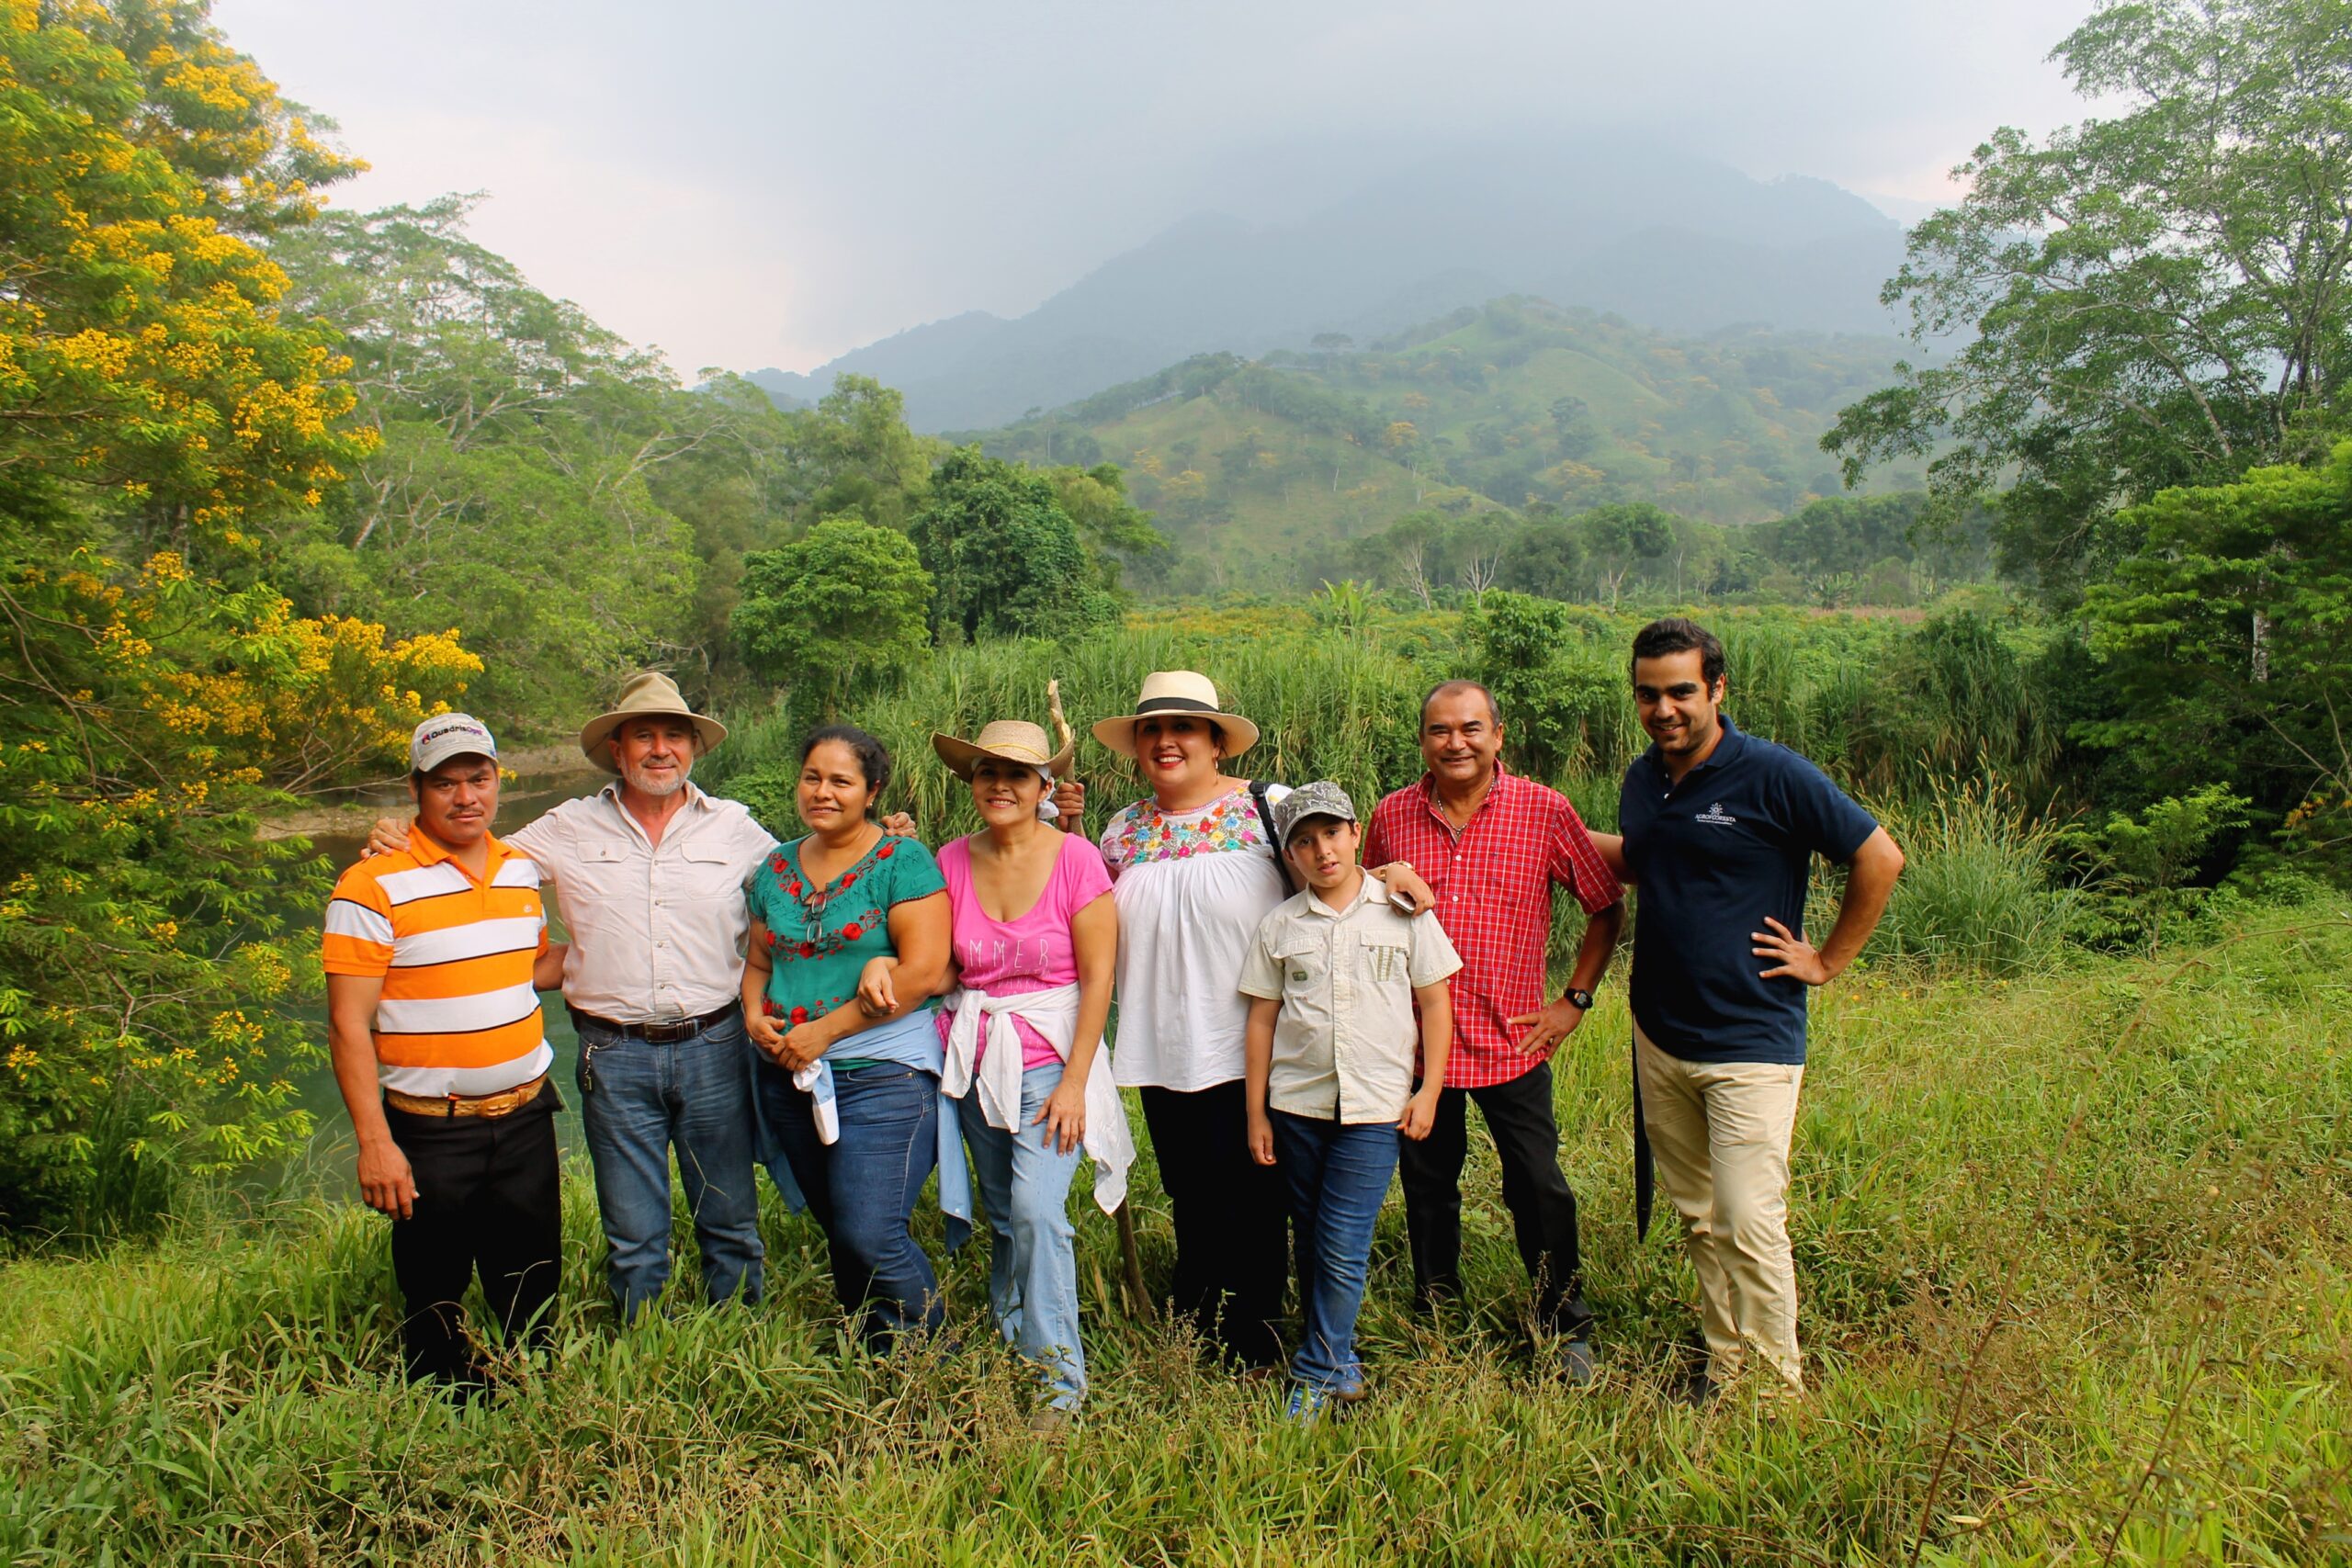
top-left (1090, 670), bottom-right (1261, 759)
top-left (932, 719), bottom-right (1076, 781)
top-left (579, 671), bottom-right (728, 773)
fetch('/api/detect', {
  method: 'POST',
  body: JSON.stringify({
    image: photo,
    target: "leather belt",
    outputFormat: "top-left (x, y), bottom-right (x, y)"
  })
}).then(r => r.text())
top-left (385, 1072), bottom-right (549, 1120)
top-left (570, 1001), bottom-right (739, 1045)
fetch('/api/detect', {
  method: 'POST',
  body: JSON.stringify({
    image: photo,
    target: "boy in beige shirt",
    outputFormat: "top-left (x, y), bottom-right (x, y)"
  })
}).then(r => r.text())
top-left (1240, 781), bottom-right (1461, 1421)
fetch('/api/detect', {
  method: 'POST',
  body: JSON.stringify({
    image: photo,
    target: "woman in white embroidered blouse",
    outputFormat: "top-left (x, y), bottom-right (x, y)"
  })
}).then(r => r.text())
top-left (1054, 671), bottom-right (1430, 1372)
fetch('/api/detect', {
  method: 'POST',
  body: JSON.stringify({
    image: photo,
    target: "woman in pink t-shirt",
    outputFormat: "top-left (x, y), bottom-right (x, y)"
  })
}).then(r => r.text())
top-left (930, 716), bottom-right (1124, 1425)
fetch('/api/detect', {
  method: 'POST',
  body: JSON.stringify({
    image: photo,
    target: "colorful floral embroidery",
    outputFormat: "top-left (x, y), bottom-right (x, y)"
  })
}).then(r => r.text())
top-left (1102, 791), bottom-right (1273, 871)
top-left (753, 832), bottom-right (932, 1026)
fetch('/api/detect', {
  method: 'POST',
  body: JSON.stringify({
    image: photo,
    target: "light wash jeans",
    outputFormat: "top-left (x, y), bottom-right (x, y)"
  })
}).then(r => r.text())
top-left (572, 1006), bottom-right (765, 1322)
top-left (958, 1063), bottom-right (1086, 1409)
top-left (1272, 1110), bottom-right (1402, 1396)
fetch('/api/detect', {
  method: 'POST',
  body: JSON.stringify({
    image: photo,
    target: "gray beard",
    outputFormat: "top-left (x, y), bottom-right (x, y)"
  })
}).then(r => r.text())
top-left (622, 761), bottom-right (689, 799)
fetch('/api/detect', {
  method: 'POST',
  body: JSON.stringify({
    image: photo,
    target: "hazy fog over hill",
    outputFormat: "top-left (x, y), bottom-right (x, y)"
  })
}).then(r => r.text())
top-left (745, 138), bottom-right (1908, 431)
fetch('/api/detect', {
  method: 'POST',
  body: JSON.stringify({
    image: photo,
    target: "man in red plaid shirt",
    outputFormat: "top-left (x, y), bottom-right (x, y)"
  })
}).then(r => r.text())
top-left (1363, 680), bottom-right (1624, 1377)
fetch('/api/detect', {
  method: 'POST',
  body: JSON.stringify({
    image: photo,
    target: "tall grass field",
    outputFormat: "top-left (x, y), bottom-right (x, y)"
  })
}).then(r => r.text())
top-left (3, 904), bottom-right (2346, 1563)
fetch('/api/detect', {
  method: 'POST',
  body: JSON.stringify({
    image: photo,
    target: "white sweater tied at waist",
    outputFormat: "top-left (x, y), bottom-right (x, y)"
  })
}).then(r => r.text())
top-left (938, 982), bottom-right (1136, 1213)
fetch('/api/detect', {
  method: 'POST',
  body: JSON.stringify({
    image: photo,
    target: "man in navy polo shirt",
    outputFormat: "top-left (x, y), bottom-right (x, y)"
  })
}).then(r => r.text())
top-left (1611, 617), bottom-right (1903, 1398)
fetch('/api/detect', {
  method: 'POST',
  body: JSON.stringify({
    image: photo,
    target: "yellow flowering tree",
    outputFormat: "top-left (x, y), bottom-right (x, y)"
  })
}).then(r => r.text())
top-left (0, 2), bottom-right (459, 1227)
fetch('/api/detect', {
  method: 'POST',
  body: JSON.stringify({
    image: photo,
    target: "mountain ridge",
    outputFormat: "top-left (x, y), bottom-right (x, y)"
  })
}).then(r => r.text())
top-left (743, 139), bottom-right (1909, 431)
top-left (955, 296), bottom-right (1923, 593)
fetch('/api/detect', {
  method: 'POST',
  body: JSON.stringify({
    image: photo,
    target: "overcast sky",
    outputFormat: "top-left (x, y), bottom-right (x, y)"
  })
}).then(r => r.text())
top-left (213, 0), bottom-right (2103, 378)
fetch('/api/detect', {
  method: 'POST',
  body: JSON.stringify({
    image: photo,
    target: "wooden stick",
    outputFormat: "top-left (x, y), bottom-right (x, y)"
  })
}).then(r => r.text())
top-left (1114, 1199), bottom-right (1152, 1321)
top-left (1055, 674), bottom-right (1141, 1312)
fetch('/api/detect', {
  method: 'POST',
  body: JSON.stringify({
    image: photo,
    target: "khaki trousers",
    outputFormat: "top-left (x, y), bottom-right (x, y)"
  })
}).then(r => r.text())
top-left (1633, 1024), bottom-right (1805, 1391)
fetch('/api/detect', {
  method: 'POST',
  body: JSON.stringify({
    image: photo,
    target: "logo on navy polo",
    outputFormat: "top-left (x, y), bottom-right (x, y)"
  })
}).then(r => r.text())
top-left (1694, 802), bottom-right (1738, 826)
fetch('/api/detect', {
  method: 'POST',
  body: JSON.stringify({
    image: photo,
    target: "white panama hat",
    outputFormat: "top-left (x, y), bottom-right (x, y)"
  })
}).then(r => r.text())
top-left (1089, 670), bottom-right (1261, 759)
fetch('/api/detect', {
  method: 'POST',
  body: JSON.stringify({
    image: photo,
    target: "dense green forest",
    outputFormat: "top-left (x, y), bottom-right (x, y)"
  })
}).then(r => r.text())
top-left (956, 302), bottom-right (1939, 593)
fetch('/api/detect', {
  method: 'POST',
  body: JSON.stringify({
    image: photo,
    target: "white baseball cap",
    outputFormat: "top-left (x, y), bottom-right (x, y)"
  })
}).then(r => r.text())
top-left (409, 713), bottom-right (498, 774)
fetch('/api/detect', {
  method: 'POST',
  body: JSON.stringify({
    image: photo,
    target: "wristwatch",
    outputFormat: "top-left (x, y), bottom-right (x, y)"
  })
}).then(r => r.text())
top-left (1564, 987), bottom-right (1595, 1011)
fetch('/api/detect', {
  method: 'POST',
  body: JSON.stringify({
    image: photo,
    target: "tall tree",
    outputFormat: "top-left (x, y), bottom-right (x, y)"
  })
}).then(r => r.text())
top-left (730, 515), bottom-right (932, 716)
top-left (1825, 0), bottom-right (2352, 600)
top-left (910, 447), bottom-right (1116, 643)
top-left (0, 0), bottom-right (471, 1228)
top-left (269, 198), bottom-right (708, 713)
top-left (776, 376), bottom-right (939, 532)
top-left (2082, 440), bottom-right (2352, 847)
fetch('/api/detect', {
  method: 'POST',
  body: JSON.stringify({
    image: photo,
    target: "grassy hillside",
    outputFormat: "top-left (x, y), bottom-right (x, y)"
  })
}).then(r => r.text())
top-left (3, 909), bottom-right (2346, 1562)
top-left (963, 299), bottom-right (1928, 592)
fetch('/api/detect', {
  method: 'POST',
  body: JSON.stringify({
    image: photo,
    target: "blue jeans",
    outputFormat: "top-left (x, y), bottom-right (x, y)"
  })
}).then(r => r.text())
top-left (759, 1058), bottom-right (944, 1348)
top-left (959, 1064), bottom-right (1085, 1409)
top-left (1272, 1111), bottom-right (1402, 1396)
top-left (574, 1007), bottom-right (765, 1321)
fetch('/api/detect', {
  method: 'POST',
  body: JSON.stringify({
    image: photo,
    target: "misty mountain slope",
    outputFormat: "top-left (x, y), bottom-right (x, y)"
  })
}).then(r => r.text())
top-left (744, 141), bottom-right (1909, 431)
top-left (963, 298), bottom-right (1923, 592)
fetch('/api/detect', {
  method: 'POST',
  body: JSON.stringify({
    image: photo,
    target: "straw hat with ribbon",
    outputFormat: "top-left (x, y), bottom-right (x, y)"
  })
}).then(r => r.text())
top-left (1089, 670), bottom-right (1260, 759)
top-left (578, 671), bottom-right (728, 773)
top-left (931, 680), bottom-right (1080, 780)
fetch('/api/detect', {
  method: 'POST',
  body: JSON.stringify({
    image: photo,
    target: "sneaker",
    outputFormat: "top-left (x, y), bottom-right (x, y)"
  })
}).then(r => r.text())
top-left (1284, 1385), bottom-right (1331, 1425)
top-left (1553, 1337), bottom-right (1597, 1387)
top-left (1025, 1406), bottom-right (1075, 1438)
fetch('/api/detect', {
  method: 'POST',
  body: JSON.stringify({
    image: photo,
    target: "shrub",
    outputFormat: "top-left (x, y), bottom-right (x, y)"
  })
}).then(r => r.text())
top-left (1869, 780), bottom-right (2074, 975)
top-left (2059, 784), bottom-right (2254, 953)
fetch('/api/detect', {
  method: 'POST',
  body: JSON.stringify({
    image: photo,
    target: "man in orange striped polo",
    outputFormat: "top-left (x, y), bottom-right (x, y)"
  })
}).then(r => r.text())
top-left (324, 714), bottom-right (569, 1392)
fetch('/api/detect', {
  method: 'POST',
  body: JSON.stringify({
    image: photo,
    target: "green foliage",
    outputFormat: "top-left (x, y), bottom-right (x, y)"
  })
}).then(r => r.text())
top-left (1860, 611), bottom-right (2063, 801)
top-left (1826, 0), bottom-right (2352, 599)
top-left (771, 376), bottom-right (938, 532)
top-left (729, 515), bottom-right (932, 716)
top-left (2061, 784), bottom-right (2255, 953)
top-left (1039, 461), bottom-right (1169, 592)
top-left (268, 199), bottom-right (708, 716)
top-left (1462, 592), bottom-right (1631, 784)
top-left (910, 447), bottom-right (1120, 643)
top-left (1870, 782), bottom-right (2075, 974)
top-left (2083, 443), bottom-right (2352, 863)
top-left (1494, 515), bottom-right (1584, 599)
top-left (1308, 578), bottom-right (1374, 637)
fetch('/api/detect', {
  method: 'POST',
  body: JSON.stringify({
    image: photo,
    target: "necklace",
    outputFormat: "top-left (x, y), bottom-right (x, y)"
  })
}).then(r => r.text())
top-left (790, 827), bottom-right (878, 944)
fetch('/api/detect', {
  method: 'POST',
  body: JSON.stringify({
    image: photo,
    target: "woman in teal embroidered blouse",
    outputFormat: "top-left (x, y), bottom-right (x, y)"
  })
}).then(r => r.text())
top-left (743, 724), bottom-right (961, 1348)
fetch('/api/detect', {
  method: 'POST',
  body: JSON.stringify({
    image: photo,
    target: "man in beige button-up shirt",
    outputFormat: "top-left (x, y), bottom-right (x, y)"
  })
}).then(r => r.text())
top-left (372, 674), bottom-right (778, 1323)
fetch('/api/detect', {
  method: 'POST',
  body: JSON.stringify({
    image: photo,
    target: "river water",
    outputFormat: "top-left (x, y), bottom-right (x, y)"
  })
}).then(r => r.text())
top-left (291, 766), bottom-right (609, 1180)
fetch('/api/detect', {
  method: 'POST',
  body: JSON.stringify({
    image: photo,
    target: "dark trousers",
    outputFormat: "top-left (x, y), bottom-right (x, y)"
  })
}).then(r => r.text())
top-left (385, 1093), bottom-right (563, 1384)
top-left (1140, 1079), bottom-right (1289, 1369)
top-left (1396, 1060), bottom-right (1595, 1338)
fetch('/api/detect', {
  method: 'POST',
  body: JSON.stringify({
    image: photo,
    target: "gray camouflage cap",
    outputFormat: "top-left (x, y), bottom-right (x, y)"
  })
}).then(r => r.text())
top-left (1272, 780), bottom-right (1359, 844)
